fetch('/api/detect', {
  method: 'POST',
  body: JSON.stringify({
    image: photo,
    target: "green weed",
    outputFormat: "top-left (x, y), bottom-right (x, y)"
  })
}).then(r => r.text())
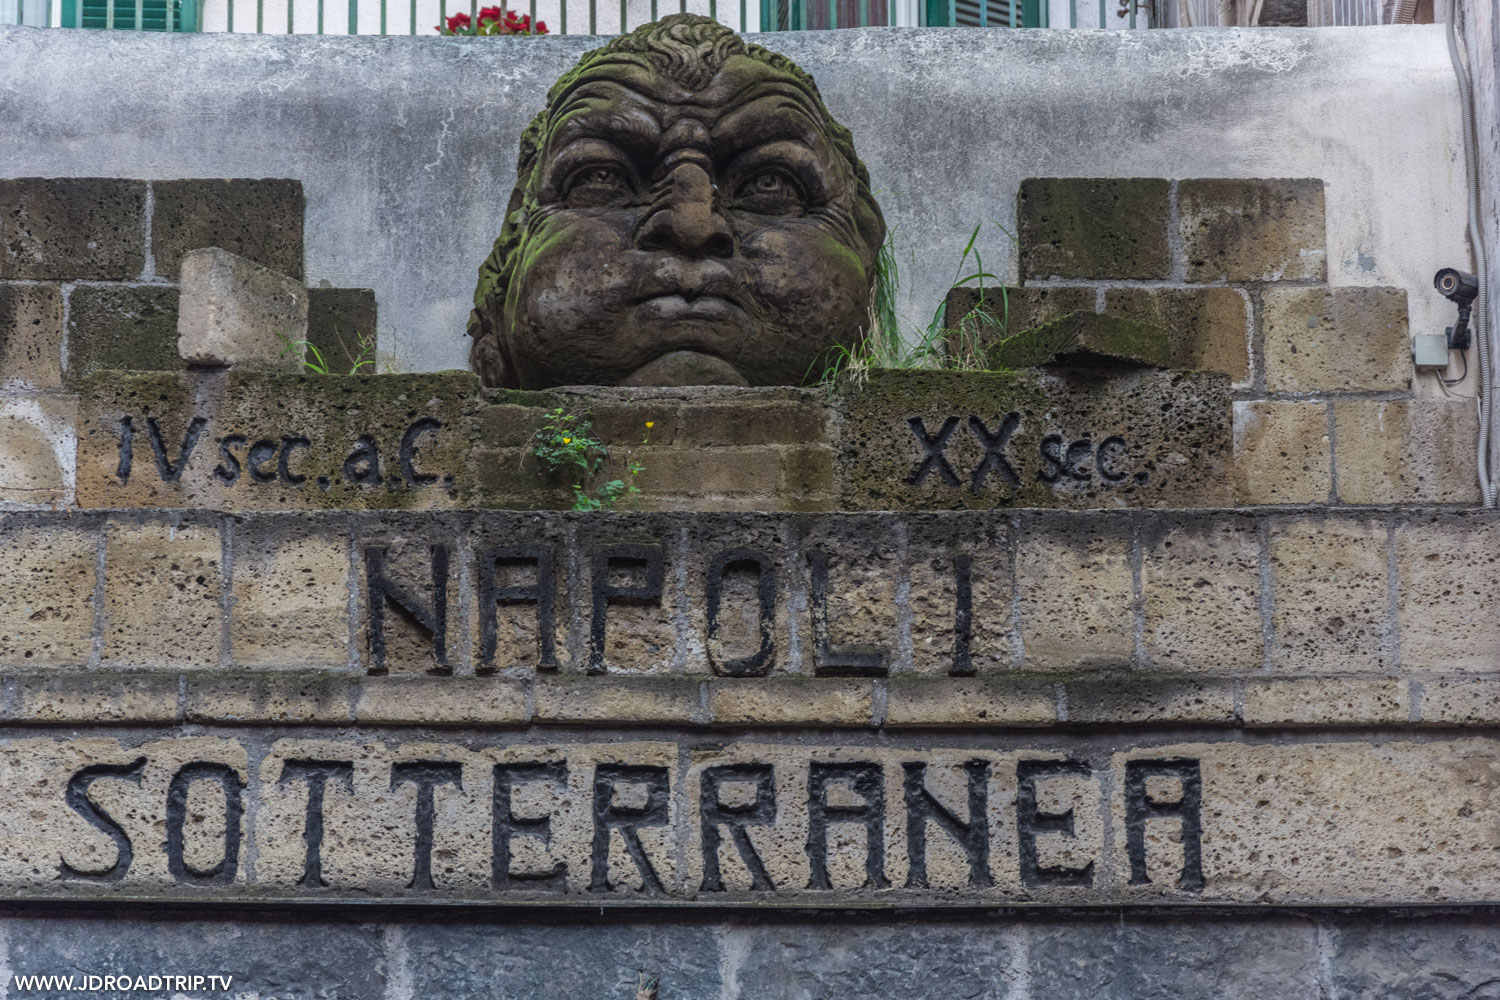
top-left (530, 408), bottom-right (652, 511)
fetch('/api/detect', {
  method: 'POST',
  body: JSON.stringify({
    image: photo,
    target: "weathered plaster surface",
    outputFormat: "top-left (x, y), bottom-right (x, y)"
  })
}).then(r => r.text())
top-left (0, 25), bottom-right (1467, 379)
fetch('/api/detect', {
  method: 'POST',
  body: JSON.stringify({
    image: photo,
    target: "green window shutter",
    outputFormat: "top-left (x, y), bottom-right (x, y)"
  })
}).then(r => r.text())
top-left (65, 0), bottom-right (197, 29)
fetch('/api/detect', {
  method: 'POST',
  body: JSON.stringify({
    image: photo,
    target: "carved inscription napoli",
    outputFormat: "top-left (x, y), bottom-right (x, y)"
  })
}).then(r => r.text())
top-left (9, 737), bottom-right (1497, 905)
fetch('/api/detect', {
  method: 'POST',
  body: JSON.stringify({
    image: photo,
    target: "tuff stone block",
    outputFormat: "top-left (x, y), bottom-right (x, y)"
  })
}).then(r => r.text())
top-left (0, 394), bottom-right (75, 506)
top-left (1397, 514), bottom-right (1500, 671)
top-left (680, 514), bottom-right (798, 677)
top-left (883, 677), bottom-right (1056, 726)
top-left (1333, 399), bottom-right (1480, 504)
top-left (0, 515), bottom-right (97, 668)
top-left (230, 515), bottom-right (351, 670)
top-left (942, 285), bottom-right (1097, 356)
top-left (788, 514), bottom-right (899, 678)
top-left (534, 675), bottom-right (699, 724)
top-left (1232, 400), bottom-right (1331, 504)
top-left (1018, 178), bottom-right (1171, 280)
top-left (100, 515), bottom-right (222, 670)
top-left (0, 178), bottom-right (145, 280)
top-left (176, 247), bottom-right (308, 369)
top-left (151, 178), bottom-right (305, 281)
top-left (0, 282), bottom-right (64, 389)
top-left (10, 674), bottom-right (179, 723)
top-left (1141, 516), bottom-right (1263, 671)
top-left (354, 676), bottom-right (527, 724)
top-left (1269, 516), bottom-right (1389, 672)
top-left (1064, 676), bottom-right (1239, 724)
top-left (708, 678), bottom-right (873, 725)
top-left (354, 514), bottom-right (467, 675)
top-left (74, 370), bottom-right (476, 510)
top-left (1178, 178), bottom-right (1326, 282)
top-left (307, 286), bottom-right (377, 374)
top-left (981, 311), bottom-right (1178, 370)
top-left (1417, 677), bottom-right (1500, 725)
top-left (570, 516), bottom-right (684, 675)
top-left (905, 514), bottom-right (1013, 675)
top-left (1263, 286), bottom-right (1410, 392)
top-left (1016, 515), bottom-right (1134, 669)
top-left (184, 674), bottom-right (355, 724)
top-left (65, 285), bottom-right (181, 375)
top-left (837, 369), bottom-right (1233, 511)
top-left (1242, 676), bottom-right (1406, 726)
top-left (1103, 286), bottom-right (1252, 384)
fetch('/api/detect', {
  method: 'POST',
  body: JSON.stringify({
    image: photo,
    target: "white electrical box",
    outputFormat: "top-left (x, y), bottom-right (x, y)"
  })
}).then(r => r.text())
top-left (1413, 334), bottom-right (1451, 369)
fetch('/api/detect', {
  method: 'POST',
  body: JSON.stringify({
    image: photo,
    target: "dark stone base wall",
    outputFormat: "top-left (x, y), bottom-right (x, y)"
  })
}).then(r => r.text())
top-left (8, 909), bottom-right (1498, 999)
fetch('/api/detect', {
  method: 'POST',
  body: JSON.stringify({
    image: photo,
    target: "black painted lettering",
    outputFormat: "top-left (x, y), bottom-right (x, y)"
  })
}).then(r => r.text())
top-left (589, 764), bottom-right (670, 893)
top-left (165, 762), bottom-right (245, 886)
top-left (951, 553), bottom-right (974, 677)
top-left (699, 763), bottom-right (777, 892)
top-left (903, 759), bottom-right (992, 888)
top-left (248, 439), bottom-right (279, 484)
top-left (364, 544), bottom-right (450, 675)
top-left (146, 416), bottom-right (207, 483)
top-left (1038, 433), bottom-right (1065, 484)
top-left (343, 435), bottom-right (382, 486)
top-left (213, 435), bottom-right (245, 485)
top-left (1097, 435), bottom-right (1128, 483)
top-left (588, 544), bottom-right (664, 675)
top-left (59, 757), bottom-right (146, 882)
top-left (968, 413), bottom-right (1021, 490)
top-left (705, 548), bottom-right (776, 677)
top-left (277, 759), bottom-right (355, 888)
top-left (906, 416), bottom-right (961, 486)
top-left (1064, 438), bottom-right (1094, 481)
top-left (808, 549), bottom-right (887, 676)
top-left (278, 435), bottom-right (311, 486)
top-left (1016, 759), bottom-right (1094, 887)
top-left (115, 416), bottom-right (134, 482)
top-left (478, 545), bottom-right (558, 673)
top-left (1125, 758), bottom-right (1204, 891)
top-left (399, 417), bottom-right (442, 487)
top-left (390, 761), bottom-right (463, 890)
top-left (806, 761), bottom-right (888, 890)
top-left (492, 761), bottom-right (568, 888)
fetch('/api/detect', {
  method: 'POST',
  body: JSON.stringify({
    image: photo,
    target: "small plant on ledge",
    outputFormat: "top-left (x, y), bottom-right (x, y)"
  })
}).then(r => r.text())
top-left (530, 408), bottom-right (651, 511)
top-left (437, 7), bottom-right (548, 33)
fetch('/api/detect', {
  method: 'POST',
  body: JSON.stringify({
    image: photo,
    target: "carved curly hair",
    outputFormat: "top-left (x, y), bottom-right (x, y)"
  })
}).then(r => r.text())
top-left (466, 13), bottom-right (884, 387)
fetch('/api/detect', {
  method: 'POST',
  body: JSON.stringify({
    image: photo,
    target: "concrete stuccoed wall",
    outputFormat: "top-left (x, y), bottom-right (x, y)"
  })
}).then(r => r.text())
top-left (0, 23), bottom-right (1470, 384)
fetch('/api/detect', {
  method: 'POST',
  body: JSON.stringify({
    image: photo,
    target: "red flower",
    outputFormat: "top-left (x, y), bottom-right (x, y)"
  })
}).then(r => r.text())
top-left (477, 4), bottom-right (502, 20)
top-left (534, 18), bottom-right (547, 30)
top-left (440, 10), bottom-right (470, 30)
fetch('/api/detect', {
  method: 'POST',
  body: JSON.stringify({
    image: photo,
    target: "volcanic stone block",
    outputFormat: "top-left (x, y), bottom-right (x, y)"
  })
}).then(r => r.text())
top-left (1397, 513), bottom-right (1500, 671)
top-left (230, 515), bottom-right (351, 670)
top-left (1418, 677), bottom-right (1500, 725)
top-left (74, 370), bottom-right (477, 510)
top-left (1333, 399), bottom-right (1479, 504)
top-left (0, 178), bottom-right (145, 280)
top-left (942, 285), bottom-right (1097, 357)
top-left (10, 674), bottom-right (180, 723)
top-left (0, 282), bottom-right (64, 389)
top-left (836, 369), bottom-right (1232, 510)
top-left (1018, 178), bottom-right (1171, 280)
top-left (1269, 516), bottom-right (1389, 672)
top-left (307, 286), bottom-right (377, 374)
top-left (1064, 676), bottom-right (1239, 724)
top-left (708, 678), bottom-right (873, 725)
top-left (101, 515), bottom-right (222, 670)
top-left (151, 179), bottom-right (305, 281)
top-left (906, 514), bottom-right (1013, 675)
top-left (1242, 677), bottom-right (1406, 726)
top-left (1231, 400), bottom-right (1331, 504)
top-left (789, 515), bottom-right (899, 677)
top-left (1263, 286), bottom-right (1410, 392)
top-left (1103, 286), bottom-right (1252, 384)
top-left (184, 674), bottom-right (355, 724)
top-left (0, 395), bottom-right (75, 506)
top-left (65, 285), bottom-right (181, 375)
top-left (533, 675), bottom-right (699, 725)
top-left (354, 513), bottom-right (467, 675)
top-left (1016, 514), bottom-right (1135, 669)
top-left (1141, 516), bottom-right (1263, 671)
top-left (0, 515), bottom-right (98, 668)
top-left (354, 676), bottom-right (527, 724)
top-left (1178, 178), bottom-right (1327, 283)
top-left (176, 247), bottom-right (308, 369)
top-left (982, 311), bottom-right (1177, 370)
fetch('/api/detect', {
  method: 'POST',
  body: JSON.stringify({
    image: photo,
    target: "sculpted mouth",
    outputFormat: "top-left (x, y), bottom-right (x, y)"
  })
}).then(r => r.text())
top-left (634, 293), bottom-right (748, 323)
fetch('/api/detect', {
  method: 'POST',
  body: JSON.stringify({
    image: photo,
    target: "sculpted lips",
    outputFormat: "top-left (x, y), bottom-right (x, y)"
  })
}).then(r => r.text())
top-left (633, 293), bottom-right (748, 324)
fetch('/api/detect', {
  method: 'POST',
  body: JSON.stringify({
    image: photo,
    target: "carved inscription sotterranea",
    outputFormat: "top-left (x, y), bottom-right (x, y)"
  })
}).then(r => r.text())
top-left (15, 736), bottom-right (1498, 905)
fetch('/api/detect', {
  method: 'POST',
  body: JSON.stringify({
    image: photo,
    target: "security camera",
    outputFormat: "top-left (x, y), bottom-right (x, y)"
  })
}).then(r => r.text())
top-left (1435, 268), bottom-right (1479, 307)
top-left (1433, 267), bottom-right (1478, 352)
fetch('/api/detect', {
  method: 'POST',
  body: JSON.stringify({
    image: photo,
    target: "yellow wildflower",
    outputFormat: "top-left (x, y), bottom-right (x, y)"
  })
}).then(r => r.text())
top-left (562, 437), bottom-right (571, 444)
top-left (646, 421), bottom-right (655, 428)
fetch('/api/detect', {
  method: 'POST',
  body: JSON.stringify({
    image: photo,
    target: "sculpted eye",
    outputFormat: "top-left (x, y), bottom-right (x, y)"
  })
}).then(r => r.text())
top-left (734, 169), bottom-right (806, 216)
top-left (564, 163), bottom-right (631, 208)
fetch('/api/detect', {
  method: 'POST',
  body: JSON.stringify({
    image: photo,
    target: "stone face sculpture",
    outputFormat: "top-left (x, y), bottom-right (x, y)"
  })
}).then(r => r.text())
top-left (468, 14), bottom-right (886, 389)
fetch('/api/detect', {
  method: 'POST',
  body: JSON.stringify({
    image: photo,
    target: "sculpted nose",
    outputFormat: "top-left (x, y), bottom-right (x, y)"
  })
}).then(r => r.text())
top-left (637, 162), bottom-right (734, 259)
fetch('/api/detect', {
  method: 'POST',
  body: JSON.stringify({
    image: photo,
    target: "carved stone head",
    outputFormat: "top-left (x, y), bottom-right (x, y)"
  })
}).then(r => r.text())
top-left (467, 14), bottom-right (886, 388)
